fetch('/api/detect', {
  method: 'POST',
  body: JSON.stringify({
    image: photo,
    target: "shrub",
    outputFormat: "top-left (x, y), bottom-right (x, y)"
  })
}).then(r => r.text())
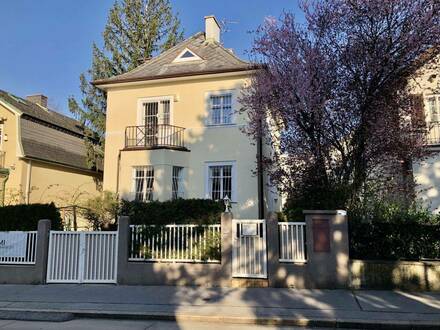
top-left (0, 203), bottom-right (62, 231)
top-left (82, 191), bottom-right (119, 230)
top-left (349, 200), bottom-right (440, 260)
top-left (120, 199), bottom-right (223, 225)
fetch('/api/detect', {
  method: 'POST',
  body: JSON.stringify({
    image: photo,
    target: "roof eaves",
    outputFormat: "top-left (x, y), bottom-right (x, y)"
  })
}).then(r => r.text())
top-left (93, 66), bottom-right (261, 87)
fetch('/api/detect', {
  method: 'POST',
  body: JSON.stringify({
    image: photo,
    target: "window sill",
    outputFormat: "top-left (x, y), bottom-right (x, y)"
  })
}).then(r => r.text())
top-left (205, 123), bottom-right (237, 128)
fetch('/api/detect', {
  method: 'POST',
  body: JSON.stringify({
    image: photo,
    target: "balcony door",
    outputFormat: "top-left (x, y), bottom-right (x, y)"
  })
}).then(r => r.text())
top-left (140, 99), bottom-right (171, 146)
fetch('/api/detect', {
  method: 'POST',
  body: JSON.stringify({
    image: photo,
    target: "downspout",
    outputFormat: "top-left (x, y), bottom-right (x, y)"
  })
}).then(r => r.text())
top-left (257, 126), bottom-right (264, 219)
top-left (25, 159), bottom-right (32, 204)
top-left (115, 150), bottom-right (121, 198)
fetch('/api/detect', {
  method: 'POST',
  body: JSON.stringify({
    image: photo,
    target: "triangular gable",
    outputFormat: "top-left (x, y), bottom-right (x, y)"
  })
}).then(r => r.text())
top-left (172, 48), bottom-right (202, 63)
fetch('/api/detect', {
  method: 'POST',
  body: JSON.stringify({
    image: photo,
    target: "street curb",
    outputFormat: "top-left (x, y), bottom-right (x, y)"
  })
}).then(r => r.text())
top-left (0, 308), bottom-right (439, 329)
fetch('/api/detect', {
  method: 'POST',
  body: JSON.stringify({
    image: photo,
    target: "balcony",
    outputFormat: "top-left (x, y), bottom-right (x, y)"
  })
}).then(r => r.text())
top-left (125, 125), bottom-right (188, 151)
top-left (427, 123), bottom-right (440, 146)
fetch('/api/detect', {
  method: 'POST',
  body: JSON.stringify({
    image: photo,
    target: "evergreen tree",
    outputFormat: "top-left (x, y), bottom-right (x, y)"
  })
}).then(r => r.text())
top-left (69, 0), bottom-right (183, 169)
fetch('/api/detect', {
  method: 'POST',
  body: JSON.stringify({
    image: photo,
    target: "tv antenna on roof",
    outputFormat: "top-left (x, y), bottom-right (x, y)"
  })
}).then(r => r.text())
top-left (219, 18), bottom-right (239, 34)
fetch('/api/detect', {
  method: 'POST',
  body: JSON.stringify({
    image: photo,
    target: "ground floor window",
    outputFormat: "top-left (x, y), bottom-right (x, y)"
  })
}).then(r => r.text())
top-left (172, 166), bottom-right (184, 199)
top-left (133, 166), bottom-right (154, 201)
top-left (206, 162), bottom-right (235, 201)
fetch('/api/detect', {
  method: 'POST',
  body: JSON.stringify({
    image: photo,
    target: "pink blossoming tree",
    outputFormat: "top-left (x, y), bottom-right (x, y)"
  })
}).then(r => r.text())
top-left (241, 0), bottom-right (440, 209)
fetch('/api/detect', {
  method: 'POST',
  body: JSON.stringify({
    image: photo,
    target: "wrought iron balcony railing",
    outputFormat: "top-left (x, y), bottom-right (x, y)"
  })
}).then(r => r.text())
top-left (125, 124), bottom-right (186, 150)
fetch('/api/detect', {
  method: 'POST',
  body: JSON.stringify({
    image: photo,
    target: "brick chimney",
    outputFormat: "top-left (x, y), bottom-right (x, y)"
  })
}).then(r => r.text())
top-left (26, 94), bottom-right (48, 108)
top-left (205, 15), bottom-right (220, 43)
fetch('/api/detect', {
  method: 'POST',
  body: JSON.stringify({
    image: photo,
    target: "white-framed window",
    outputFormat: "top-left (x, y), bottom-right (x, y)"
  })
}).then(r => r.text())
top-left (206, 92), bottom-right (234, 126)
top-left (0, 123), bottom-right (4, 149)
top-left (172, 166), bottom-right (184, 200)
top-left (137, 96), bottom-right (173, 127)
top-left (133, 166), bottom-right (154, 202)
top-left (426, 95), bottom-right (440, 122)
top-left (205, 161), bottom-right (236, 201)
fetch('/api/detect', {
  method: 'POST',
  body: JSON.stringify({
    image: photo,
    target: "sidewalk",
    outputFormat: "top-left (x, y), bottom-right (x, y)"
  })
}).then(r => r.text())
top-left (0, 285), bottom-right (439, 329)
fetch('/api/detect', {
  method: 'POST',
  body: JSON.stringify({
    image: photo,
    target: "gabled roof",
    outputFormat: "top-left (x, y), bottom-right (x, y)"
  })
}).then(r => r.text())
top-left (94, 32), bottom-right (256, 86)
top-left (0, 90), bottom-right (84, 136)
top-left (0, 90), bottom-right (101, 172)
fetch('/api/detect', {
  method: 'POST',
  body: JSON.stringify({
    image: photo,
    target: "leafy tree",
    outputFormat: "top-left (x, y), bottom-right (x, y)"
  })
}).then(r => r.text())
top-left (69, 0), bottom-right (183, 168)
top-left (242, 0), bottom-right (440, 210)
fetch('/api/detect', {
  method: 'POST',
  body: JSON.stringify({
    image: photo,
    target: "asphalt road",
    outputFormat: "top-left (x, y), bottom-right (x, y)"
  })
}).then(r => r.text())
top-left (0, 319), bottom-right (348, 330)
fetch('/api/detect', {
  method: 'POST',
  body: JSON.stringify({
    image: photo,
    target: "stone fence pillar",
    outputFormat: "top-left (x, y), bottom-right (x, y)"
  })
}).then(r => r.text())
top-left (36, 219), bottom-right (51, 284)
top-left (117, 216), bottom-right (130, 284)
top-left (221, 212), bottom-right (233, 285)
top-left (266, 212), bottom-right (279, 287)
top-left (303, 210), bottom-right (349, 288)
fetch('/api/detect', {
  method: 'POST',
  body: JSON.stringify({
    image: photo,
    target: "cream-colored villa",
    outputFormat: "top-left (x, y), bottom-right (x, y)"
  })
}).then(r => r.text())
top-left (0, 91), bottom-right (102, 208)
top-left (95, 16), bottom-right (282, 218)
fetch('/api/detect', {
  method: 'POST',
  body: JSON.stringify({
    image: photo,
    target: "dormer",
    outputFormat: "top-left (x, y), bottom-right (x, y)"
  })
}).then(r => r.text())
top-left (172, 48), bottom-right (202, 63)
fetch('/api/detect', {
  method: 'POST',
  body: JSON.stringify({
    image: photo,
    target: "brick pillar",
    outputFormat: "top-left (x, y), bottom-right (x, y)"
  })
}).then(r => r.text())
top-left (303, 210), bottom-right (349, 288)
top-left (221, 212), bottom-right (233, 286)
top-left (117, 216), bottom-right (130, 284)
top-left (36, 219), bottom-right (51, 284)
top-left (266, 212), bottom-right (279, 287)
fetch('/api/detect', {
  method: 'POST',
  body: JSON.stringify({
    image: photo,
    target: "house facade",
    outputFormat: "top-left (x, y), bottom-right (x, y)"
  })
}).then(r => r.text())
top-left (0, 90), bottom-right (102, 214)
top-left (96, 16), bottom-right (282, 219)
top-left (411, 59), bottom-right (440, 213)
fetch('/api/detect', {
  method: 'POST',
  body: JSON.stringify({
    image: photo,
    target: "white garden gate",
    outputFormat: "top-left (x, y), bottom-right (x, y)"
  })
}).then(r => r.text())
top-left (232, 219), bottom-right (267, 278)
top-left (46, 231), bottom-right (118, 284)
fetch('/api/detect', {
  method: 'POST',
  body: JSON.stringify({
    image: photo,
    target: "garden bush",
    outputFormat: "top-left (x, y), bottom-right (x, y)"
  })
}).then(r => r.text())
top-left (120, 198), bottom-right (223, 225)
top-left (0, 203), bottom-right (62, 231)
top-left (349, 200), bottom-right (440, 260)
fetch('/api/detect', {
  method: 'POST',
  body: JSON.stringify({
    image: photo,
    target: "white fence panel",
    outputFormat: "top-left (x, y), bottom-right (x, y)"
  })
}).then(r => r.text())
top-left (278, 222), bottom-right (307, 262)
top-left (232, 219), bottom-right (267, 279)
top-left (46, 231), bottom-right (118, 284)
top-left (0, 231), bottom-right (37, 264)
top-left (129, 224), bottom-right (221, 263)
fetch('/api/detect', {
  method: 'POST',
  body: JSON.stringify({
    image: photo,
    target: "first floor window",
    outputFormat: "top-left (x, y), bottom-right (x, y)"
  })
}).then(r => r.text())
top-left (208, 93), bottom-right (233, 125)
top-left (133, 166), bottom-right (154, 201)
top-left (172, 166), bottom-right (184, 199)
top-left (427, 95), bottom-right (440, 122)
top-left (207, 163), bottom-right (234, 200)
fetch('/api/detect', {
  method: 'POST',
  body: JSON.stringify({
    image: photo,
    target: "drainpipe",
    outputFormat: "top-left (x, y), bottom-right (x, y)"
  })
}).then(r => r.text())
top-left (25, 159), bottom-right (32, 204)
top-left (257, 125), bottom-right (264, 219)
top-left (115, 150), bottom-right (121, 198)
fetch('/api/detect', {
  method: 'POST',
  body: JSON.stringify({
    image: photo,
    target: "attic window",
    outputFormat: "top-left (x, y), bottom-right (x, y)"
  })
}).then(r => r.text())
top-left (173, 48), bottom-right (202, 63)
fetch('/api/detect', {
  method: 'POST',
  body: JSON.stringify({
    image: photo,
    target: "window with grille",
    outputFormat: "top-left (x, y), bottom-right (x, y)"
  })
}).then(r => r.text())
top-left (172, 166), bottom-right (184, 200)
top-left (208, 93), bottom-right (233, 125)
top-left (133, 166), bottom-right (154, 201)
top-left (207, 164), bottom-right (234, 200)
top-left (427, 96), bottom-right (440, 122)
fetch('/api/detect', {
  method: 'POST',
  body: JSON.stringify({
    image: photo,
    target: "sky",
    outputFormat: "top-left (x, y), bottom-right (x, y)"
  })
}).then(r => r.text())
top-left (0, 0), bottom-right (301, 116)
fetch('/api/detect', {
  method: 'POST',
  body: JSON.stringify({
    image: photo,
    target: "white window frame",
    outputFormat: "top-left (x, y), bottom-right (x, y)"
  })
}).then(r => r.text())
top-left (204, 161), bottom-right (237, 202)
top-left (0, 123), bottom-right (4, 150)
top-left (205, 90), bottom-right (237, 126)
top-left (137, 96), bottom-right (174, 126)
top-left (426, 94), bottom-right (440, 123)
top-left (132, 166), bottom-right (155, 202)
top-left (172, 166), bottom-right (185, 200)
top-left (172, 48), bottom-right (203, 63)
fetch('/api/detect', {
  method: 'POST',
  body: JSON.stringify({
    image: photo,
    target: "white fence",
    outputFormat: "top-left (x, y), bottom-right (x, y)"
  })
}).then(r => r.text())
top-left (278, 222), bottom-right (307, 262)
top-left (129, 224), bottom-right (221, 263)
top-left (46, 231), bottom-right (118, 283)
top-left (0, 231), bottom-right (38, 264)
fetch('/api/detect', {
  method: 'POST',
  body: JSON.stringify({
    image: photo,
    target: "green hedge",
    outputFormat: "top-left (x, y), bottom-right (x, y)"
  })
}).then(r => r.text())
top-left (349, 220), bottom-right (440, 260)
top-left (0, 203), bottom-right (63, 231)
top-left (120, 199), bottom-right (223, 225)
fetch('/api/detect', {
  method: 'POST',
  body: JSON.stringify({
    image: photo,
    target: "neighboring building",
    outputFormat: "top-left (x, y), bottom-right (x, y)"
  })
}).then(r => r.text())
top-left (411, 59), bottom-right (440, 212)
top-left (0, 90), bottom-right (102, 214)
top-left (95, 15), bottom-right (282, 218)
